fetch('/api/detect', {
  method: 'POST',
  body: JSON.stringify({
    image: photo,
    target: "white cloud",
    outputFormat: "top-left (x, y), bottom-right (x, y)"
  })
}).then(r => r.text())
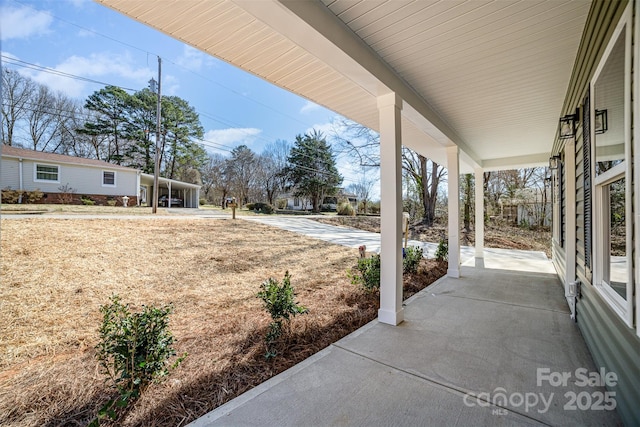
top-left (204, 128), bottom-right (262, 148)
top-left (306, 120), bottom-right (337, 138)
top-left (19, 52), bottom-right (153, 98)
top-left (300, 100), bottom-right (321, 114)
top-left (0, 5), bottom-right (53, 41)
top-left (176, 45), bottom-right (215, 72)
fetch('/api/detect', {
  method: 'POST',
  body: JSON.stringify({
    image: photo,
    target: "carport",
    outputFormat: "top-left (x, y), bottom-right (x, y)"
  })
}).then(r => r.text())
top-left (139, 173), bottom-right (201, 208)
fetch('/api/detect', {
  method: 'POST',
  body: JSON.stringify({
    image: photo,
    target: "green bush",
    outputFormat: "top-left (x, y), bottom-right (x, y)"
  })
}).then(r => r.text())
top-left (91, 295), bottom-right (185, 425)
top-left (81, 196), bottom-right (95, 206)
top-left (403, 246), bottom-right (423, 274)
top-left (435, 239), bottom-right (448, 262)
top-left (257, 271), bottom-right (308, 359)
top-left (199, 198), bottom-right (207, 206)
top-left (349, 254), bottom-right (381, 291)
top-left (245, 203), bottom-right (255, 210)
top-left (252, 202), bottom-right (274, 214)
top-left (106, 199), bottom-right (117, 207)
top-left (337, 202), bottom-right (355, 216)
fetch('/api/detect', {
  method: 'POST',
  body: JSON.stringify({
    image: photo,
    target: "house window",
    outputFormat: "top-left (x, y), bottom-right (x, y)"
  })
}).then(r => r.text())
top-left (103, 171), bottom-right (116, 186)
top-left (591, 10), bottom-right (632, 325)
top-left (294, 197), bottom-right (300, 207)
top-left (35, 164), bottom-right (59, 182)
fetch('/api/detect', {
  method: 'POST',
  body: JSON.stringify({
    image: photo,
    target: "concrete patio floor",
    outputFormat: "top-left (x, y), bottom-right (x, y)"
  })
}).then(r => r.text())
top-left (191, 264), bottom-right (621, 426)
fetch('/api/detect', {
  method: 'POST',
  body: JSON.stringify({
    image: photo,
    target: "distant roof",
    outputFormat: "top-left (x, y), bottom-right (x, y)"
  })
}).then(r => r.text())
top-left (1, 145), bottom-right (136, 171)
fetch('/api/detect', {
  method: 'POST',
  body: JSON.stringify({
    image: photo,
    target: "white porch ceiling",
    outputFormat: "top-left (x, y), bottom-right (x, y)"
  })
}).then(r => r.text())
top-left (96, 0), bottom-right (591, 171)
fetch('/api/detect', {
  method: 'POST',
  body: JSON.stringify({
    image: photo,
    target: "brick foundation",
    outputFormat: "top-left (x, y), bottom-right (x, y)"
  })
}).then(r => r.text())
top-left (34, 193), bottom-right (138, 207)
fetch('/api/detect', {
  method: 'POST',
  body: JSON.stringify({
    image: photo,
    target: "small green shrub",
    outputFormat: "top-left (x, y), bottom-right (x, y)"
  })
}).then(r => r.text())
top-left (81, 196), bottom-right (95, 206)
top-left (245, 203), bottom-right (255, 210)
top-left (403, 246), bottom-right (423, 274)
top-left (337, 202), bottom-right (355, 216)
top-left (435, 239), bottom-right (448, 262)
top-left (106, 199), bottom-right (117, 207)
top-left (349, 254), bottom-right (381, 291)
top-left (199, 198), bottom-right (206, 206)
top-left (91, 295), bottom-right (185, 425)
top-left (252, 202), bottom-right (274, 214)
top-left (257, 271), bottom-right (308, 359)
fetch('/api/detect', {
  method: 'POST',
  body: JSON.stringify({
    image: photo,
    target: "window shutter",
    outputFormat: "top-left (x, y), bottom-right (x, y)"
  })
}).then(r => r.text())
top-left (583, 92), bottom-right (592, 270)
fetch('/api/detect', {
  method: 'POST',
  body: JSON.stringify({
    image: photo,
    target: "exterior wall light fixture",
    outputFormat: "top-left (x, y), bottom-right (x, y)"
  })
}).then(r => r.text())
top-left (595, 109), bottom-right (608, 134)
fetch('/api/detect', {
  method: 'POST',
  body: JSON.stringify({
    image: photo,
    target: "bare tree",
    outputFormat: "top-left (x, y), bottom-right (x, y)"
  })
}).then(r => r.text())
top-left (227, 145), bottom-right (257, 206)
top-left (201, 153), bottom-right (231, 206)
top-left (259, 139), bottom-right (290, 205)
top-left (402, 148), bottom-right (446, 226)
top-left (347, 174), bottom-right (376, 213)
top-left (27, 86), bottom-right (76, 152)
top-left (331, 118), bottom-right (380, 168)
top-left (1, 69), bottom-right (35, 146)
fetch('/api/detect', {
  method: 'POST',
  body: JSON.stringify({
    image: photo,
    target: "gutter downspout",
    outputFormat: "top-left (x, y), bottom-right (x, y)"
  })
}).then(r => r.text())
top-left (18, 158), bottom-right (24, 204)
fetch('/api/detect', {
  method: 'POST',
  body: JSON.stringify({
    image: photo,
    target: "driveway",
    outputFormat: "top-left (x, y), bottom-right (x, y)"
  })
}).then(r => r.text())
top-left (243, 216), bottom-right (555, 274)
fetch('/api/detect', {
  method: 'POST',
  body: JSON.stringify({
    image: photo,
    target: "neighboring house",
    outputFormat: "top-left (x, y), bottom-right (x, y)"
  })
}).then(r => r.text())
top-left (280, 189), bottom-right (358, 211)
top-left (497, 188), bottom-right (552, 227)
top-left (0, 145), bottom-right (200, 207)
top-left (96, 1), bottom-right (640, 424)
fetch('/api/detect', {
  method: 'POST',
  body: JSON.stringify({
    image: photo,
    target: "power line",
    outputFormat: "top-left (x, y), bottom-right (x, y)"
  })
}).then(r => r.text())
top-left (2, 56), bottom-right (137, 92)
top-left (9, 0), bottom-right (318, 130)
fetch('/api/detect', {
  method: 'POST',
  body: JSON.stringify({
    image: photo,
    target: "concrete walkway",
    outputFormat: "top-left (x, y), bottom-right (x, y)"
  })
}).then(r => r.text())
top-left (245, 216), bottom-right (555, 275)
top-left (189, 217), bottom-right (619, 426)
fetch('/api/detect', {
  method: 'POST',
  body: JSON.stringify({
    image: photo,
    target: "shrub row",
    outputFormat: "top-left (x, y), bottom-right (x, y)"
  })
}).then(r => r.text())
top-left (1, 188), bottom-right (43, 204)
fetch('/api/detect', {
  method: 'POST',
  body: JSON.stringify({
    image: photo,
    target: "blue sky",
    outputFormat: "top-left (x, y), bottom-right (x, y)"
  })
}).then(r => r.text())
top-left (1, 0), bottom-right (377, 191)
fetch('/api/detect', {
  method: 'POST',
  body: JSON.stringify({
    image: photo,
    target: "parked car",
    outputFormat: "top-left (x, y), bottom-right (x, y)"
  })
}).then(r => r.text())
top-left (159, 195), bottom-right (182, 207)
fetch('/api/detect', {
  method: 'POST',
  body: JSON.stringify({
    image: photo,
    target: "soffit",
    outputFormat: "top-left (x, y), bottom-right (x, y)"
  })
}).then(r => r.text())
top-left (96, 0), bottom-right (591, 169)
top-left (320, 0), bottom-right (591, 164)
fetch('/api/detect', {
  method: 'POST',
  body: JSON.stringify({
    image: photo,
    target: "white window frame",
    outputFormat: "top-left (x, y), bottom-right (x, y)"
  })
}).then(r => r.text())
top-left (590, 6), bottom-right (633, 327)
top-left (102, 170), bottom-right (117, 187)
top-left (34, 163), bottom-right (60, 183)
top-left (634, 0), bottom-right (640, 337)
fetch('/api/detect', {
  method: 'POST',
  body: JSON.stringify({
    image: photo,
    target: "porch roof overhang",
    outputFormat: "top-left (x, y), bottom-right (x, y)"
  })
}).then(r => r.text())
top-left (96, 0), bottom-right (591, 172)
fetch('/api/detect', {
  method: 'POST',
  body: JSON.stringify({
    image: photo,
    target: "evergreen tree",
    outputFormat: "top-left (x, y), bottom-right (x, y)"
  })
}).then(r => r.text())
top-left (285, 130), bottom-right (342, 213)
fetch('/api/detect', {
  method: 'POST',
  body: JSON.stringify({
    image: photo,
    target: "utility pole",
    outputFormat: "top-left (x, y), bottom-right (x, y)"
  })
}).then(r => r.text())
top-left (151, 57), bottom-right (162, 213)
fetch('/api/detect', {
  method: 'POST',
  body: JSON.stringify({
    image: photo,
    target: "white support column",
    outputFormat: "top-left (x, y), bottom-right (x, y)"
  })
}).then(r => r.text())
top-left (377, 92), bottom-right (404, 326)
top-left (447, 146), bottom-right (461, 278)
top-left (474, 167), bottom-right (484, 263)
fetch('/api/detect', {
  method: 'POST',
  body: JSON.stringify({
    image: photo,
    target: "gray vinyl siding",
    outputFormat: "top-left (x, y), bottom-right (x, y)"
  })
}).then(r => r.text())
top-left (0, 157), bottom-right (20, 189)
top-left (16, 161), bottom-right (137, 196)
top-left (556, 1), bottom-right (640, 425)
top-left (552, 240), bottom-right (566, 282)
top-left (578, 284), bottom-right (640, 427)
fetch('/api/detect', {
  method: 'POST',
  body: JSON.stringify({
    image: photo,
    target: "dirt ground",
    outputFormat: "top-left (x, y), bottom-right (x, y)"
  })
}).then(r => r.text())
top-left (314, 216), bottom-right (552, 258)
top-left (0, 217), bottom-right (445, 426)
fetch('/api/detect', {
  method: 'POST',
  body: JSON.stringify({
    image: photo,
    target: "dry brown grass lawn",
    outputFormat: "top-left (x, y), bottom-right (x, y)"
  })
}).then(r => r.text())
top-left (0, 217), bottom-right (445, 426)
